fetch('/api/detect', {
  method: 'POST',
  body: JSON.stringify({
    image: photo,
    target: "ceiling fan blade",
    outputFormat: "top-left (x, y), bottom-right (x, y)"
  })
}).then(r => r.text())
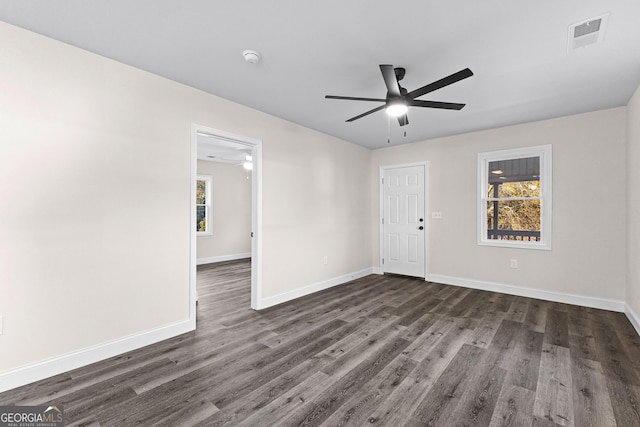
top-left (408, 100), bottom-right (466, 110)
top-left (406, 68), bottom-right (473, 100)
top-left (325, 95), bottom-right (386, 102)
top-left (346, 105), bottom-right (386, 122)
top-left (397, 114), bottom-right (409, 126)
top-left (380, 64), bottom-right (401, 97)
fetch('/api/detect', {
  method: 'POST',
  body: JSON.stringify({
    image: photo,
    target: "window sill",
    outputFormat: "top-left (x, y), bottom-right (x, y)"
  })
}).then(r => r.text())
top-left (478, 239), bottom-right (551, 250)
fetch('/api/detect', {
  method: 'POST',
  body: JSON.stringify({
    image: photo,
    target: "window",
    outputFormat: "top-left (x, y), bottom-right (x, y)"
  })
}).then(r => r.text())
top-left (196, 175), bottom-right (212, 235)
top-left (478, 145), bottom-right (552, 249)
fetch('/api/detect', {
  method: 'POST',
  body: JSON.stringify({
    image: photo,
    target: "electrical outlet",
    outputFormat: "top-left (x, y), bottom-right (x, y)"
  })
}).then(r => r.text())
top-left (431, 211), bottom-right (443, 219)
top-left (323, 256), bottom-right (328, 265)
top-left (510, 259), bottom-right (518, 268)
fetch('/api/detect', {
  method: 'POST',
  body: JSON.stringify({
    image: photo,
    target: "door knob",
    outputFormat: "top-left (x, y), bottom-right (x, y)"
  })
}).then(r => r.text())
top-left (419, 226), bottom-right (424, 230)
top-left (419, 218), bottom-right (424, 222)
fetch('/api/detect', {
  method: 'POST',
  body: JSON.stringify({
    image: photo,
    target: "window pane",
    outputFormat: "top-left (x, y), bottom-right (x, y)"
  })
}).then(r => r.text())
top-left (486, 200), bottom-right (541, 241)
top-left (488, 157), bottom-right (540, 185)
top-left (196, 180), bottom-right (206, 204)
top-left (197, 206), bottom-right (207, 232)
top-left (489, 180), bottom-right (540, 198)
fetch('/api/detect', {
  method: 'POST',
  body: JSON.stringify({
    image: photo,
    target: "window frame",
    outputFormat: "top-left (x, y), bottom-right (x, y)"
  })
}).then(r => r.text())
top-left (477, 144), bottom-right (552, 250)
top-left (196, 174), bottom-right (212, 236)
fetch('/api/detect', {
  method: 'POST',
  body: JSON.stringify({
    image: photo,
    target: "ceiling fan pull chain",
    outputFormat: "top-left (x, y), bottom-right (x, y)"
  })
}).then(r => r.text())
top-left (387, 115), bottom-right (391, 144)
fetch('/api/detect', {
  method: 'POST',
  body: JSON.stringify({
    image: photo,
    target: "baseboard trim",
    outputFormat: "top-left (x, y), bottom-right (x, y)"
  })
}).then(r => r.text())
top-left (257, 268), bottom-right (375, 310)
top-left (197, 253), bottom-right (251, 265)
top-left (426, 273), bottom-right (626, 312)
top-left (625, 304), bottom-right (640, 337)
top-left (0, 319), bottom-right (194, 394)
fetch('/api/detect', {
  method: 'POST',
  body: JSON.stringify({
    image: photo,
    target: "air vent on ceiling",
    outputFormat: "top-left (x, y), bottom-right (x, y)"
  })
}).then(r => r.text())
top-left (568, 14), bottom-right (608, 51)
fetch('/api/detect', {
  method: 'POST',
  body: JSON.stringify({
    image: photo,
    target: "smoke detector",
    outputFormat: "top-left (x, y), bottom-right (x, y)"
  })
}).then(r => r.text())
top-left (568, 14), bottom-right (608, 51)
top-left (242, 50), bottom-right (261, 64)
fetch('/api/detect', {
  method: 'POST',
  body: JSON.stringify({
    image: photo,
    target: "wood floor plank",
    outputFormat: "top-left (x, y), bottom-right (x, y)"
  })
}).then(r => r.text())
top-left (570, 355), bottom-right (617, 427)
top-left (489, 384), bottom-right (535, 427)
top-left (567, 306), bottom-right (598, 361)
top-left (2, 259), bottom-right (640, 426)
top-left (524, 300), bottom-right (548, 333)
top-left (533, 343), bottom-right (574, 426)
top-left (544, 309), bottom-right (570, 348)
top-left (508, 328), bottom-right (543, 391)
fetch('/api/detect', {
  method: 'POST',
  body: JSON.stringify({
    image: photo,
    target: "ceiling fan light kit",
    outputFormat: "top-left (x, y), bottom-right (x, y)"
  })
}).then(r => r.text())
top-left (385, 99), bottom-right (408, 117)
top-left (326, 64), bottom-right (473, 127)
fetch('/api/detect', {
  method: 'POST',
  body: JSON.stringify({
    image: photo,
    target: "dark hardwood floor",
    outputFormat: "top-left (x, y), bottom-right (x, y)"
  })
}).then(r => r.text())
top-left (2, 259), bottom-right (640, 426)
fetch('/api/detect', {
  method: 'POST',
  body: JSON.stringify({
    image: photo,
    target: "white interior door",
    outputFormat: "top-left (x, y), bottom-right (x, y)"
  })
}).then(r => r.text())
top-left (382, 165), bottom-right (426, 278)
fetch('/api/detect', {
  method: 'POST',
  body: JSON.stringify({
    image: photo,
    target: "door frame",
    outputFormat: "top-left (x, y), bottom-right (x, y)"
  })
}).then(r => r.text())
top-left (379, 162), bottom-right (429, 279)
top-left (190, 124), bottom-right (263, 322)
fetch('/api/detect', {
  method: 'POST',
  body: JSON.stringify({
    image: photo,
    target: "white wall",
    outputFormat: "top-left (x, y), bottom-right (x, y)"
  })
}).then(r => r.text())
top-left (196, 160), bottom-right (251, 262)
top-left (627, 86), bottom-right (640, 323)
top-left (0, 22), bottom-right (372, 384)
top-left (372, 108), bottom-right (627, 304)
top-left (261, 124), bottom-right (372, 299)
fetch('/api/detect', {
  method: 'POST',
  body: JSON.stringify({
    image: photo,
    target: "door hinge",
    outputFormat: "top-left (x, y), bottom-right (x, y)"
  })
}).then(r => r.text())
top-left (382, 218), bottom-right (384, 224)
top-left (382, 258), bottom-right (384, 265)
top-left (251, 232), bottom-right (254, 237)
top-left (381, 177), bottom-right (384, 185)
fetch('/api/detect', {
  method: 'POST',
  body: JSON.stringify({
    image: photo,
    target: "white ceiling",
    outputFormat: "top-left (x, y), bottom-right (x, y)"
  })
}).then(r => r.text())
top-left (1, 1), bottom-right (639, 149)
top-left (197, 133), bottom-right (252, 164)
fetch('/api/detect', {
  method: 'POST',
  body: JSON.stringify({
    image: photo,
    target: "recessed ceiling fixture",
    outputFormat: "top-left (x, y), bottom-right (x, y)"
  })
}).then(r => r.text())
top-left (325, 65), bottom-right (473, 127)
top-left (242, 49), bottom-right (261, 64)
top-left (568, 14), bottom-right (608, 51)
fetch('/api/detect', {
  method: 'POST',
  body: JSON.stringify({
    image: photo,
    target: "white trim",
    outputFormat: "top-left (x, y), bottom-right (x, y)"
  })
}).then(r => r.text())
top-left (252, 140), bottom-right (263, 310)
top-left (625, 304), bottom-right (640, 337)
top-left (191, 124), bottom-right (263, 311)
top-left (197, 253), bottom-right (251, 265)
top-left (256, 268), bottom-right (374, 310)
top-left (379, 162), bottom-right (429, 277)
top-left (0, 320), bottom-right (192, 394)
top-left (189, 126), bottom-right (198, 329)
top-left (426, 273), bottom-right (625, 312)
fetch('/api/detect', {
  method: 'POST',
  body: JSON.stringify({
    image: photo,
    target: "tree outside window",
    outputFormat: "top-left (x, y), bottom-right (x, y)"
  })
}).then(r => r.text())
top-left (196, 175), bottom-right (212, 235)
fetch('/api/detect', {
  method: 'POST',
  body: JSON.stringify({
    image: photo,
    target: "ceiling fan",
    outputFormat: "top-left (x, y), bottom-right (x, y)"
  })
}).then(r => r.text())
top-left (325, 65), bottom-right (473, 126)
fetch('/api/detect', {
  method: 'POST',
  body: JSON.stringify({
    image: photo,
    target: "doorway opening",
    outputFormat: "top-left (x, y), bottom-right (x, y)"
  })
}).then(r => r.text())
top-left (190, 124), bottom-right (262, 326)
